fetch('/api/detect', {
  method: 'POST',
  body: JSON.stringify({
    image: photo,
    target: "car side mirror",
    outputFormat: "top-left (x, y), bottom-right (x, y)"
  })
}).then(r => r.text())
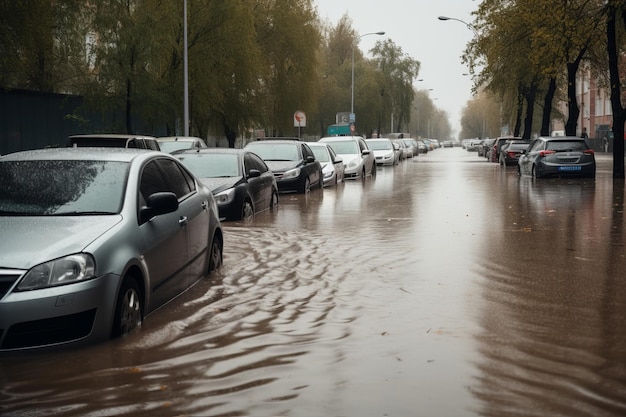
top-left (334, 156), bottom-right (343, 164)
top-left (306, 155), bottom-right (315, 163)
top-left (140, 192), bottom-right (179, 223)
top-left (248, 169), bottom-right (261, 178)
top-left (362, 149), bottom-right (371, 155)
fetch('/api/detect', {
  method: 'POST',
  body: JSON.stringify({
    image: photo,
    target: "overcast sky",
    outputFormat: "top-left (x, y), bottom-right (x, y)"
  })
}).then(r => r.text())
top-left (315, 0), bottom-right (479, 136)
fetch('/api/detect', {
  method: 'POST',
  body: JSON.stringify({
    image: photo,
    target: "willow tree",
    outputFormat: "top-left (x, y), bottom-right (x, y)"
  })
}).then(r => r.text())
top-left (0, 1), bottom-right (88, 93)
top-left (254, 0), bottom-right (321, 137)
top-left (370, 39), bottom-right (420, 134)
top-left (606, 0), bottom-right (626, 178)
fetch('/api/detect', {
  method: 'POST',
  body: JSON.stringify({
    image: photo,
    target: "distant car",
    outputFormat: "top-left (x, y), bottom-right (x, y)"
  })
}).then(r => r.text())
top-left (518, 136), bottom-right (596, 178)
top-left (403, 138), bottom-right (419, 156)
top-left (442, 140), bottom-right (454, 148)
top-left (417, 140), bottom-right (429, 154)
top-left (68, 134), bottom-right (161, 151)
top-left (308, 142), bottom-right (345, 187)
top-left (175, 148), bottom-right (278, 220)
top-left (499, 140), bottom-right (529, 166)
top-left (244, 138), bottom-right (323, 193)
top-left (365, 138), bottom-right (398, 166)
top-left (319, 136), bottom-right (376, 179)
top-left (0, 148), bottom-right (223, 351)
top-left (392, 139), bottom-right (409, 160)
top-left (492, 136), bottom-right (520, 162)
top-left (157, 136), bottom-right (207, 154)
top-left (481, 138), bottom-right (496, 159)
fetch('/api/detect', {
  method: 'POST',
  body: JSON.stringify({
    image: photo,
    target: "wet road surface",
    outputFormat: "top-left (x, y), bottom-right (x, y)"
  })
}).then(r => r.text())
top-left (2, 147), bottom-right (626, 416)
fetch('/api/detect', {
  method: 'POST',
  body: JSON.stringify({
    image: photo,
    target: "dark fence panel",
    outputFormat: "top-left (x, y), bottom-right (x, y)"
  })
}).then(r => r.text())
top-left (0, 89), bottom-right (167, 155)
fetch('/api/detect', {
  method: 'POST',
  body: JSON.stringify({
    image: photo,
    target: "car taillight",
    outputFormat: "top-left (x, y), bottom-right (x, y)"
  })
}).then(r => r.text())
top-left (584, 149), bottom-right (595, 155)
top-left (539, 150), bottom-right (556, 156)
top-left (507, 151), bottom-right (515, 157)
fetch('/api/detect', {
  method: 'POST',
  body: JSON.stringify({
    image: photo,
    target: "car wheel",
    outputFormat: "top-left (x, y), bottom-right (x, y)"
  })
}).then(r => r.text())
top-left (112, 277), bottom-right (142, 338)
top-left (361, 167), bottom-right (366, 181)
top-left (241, 198), bottom-right (254, 219)
top-left (318, 170), bottom-right (324, 189)
top-left (532, 165), bottom-right (539, 179)
top-left (270, 190), bottom-right (279, 209)
top-left (209, 234), bottom-right (223, 272)
top-left (301, 178), bottom-right (311, 193)
top-left (371, 162), bottom-right (376, 178)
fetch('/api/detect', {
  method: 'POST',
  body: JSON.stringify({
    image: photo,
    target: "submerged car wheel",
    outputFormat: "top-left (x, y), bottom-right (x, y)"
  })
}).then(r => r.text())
top-left (371, 162), bottom-right (376, 178)
top-left (112, 277), bottom-right (142, 337)
top-left (241, 198), bottom-right (254, 219)
top-left (209, 235), bottom-right (223, 272)
top-left (301, 178), bottom-right (311, 193)
top-left (532, 165), bottom-right (540, 179)
top-left (361, 167), bottom-right (366, 180)
top-left (270, 190), bottom-right (279, 209)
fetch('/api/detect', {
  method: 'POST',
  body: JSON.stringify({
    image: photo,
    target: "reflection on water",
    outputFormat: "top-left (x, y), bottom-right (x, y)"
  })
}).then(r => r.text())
top-left (2, 151), bottom-right (626, 416)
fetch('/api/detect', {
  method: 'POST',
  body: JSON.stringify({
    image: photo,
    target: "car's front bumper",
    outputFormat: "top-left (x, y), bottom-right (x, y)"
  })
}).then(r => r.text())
top-left (0, 272), bottom-right (121, 351)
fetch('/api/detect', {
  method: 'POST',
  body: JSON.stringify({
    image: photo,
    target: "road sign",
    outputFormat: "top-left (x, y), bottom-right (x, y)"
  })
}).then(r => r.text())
top-left (294, 110), bottom-right (306, 127)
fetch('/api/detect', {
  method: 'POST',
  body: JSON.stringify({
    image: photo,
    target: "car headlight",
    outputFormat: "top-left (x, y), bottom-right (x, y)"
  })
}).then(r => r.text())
top-left (282, 168), bottom-right (301, 180)
top-left (214, 188), bottom-right (235, 205)
top-left (17, 254), bottom-right (96, 291)
top-left (348, 158), bottom-right (359, 168)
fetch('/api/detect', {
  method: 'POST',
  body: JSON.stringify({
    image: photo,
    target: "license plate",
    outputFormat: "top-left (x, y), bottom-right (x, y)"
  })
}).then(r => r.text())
top-left (558, 166), bottom-right (582, 171)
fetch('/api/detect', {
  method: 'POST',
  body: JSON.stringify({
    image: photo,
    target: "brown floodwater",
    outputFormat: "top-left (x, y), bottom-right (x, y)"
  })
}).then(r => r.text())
top-left (2, 147), bottom-right (626, 417)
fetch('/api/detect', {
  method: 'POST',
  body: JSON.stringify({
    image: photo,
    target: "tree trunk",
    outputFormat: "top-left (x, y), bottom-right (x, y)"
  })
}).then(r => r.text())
top-left (522, 82), bottom-right (537, 140)
top-left (126, 78), bottom-right (133, 134)
top-left (223, 119), bottom-right (237, 148)
top-left (565, 62), bottom-right (581, 136)
top-left (608, 5), bottom-right (625, 178)
top-left (541, 77), bottom-right (557, 137)
top-left (513, 89), bottom-right (523, 137)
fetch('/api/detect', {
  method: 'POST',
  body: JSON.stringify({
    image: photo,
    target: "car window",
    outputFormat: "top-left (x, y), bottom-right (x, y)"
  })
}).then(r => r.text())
top-left (0, 160), bottom-right (127, 215)
top-left (323, 140), bottom-right (359, 154)
top-left (245, 153), bottom-right (269, 173)
top-left (302, 144), bottom-right (314, 160)
top-left (145, 139), bottom-right (160, 151)
top-left (547, 140), bottom-right (587, 151)
top-left (529, 140), bottom-right (544, 152)
top-left (310, 146), bottom-right (330, 163)
top-left (246, 143), bottom-right (300, 161)
top-left (157, 158), bottom-right (194, 198)
top-left (127, 139), bottom-right (140, 148)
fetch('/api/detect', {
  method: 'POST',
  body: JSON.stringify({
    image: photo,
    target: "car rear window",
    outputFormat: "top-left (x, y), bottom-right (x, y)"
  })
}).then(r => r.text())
top-left (245, 143), bottom-right (300, 161)
top-left (0, 160), bottom-right (128, 215)
top-left (546, 140), bottom-right (587, 151)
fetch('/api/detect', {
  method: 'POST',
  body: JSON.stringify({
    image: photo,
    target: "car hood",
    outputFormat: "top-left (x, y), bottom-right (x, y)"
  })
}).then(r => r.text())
top-left (264, 160), bottom-right (301, 173)
top-left (198, 177), bottom-right (243, 194)
top-left (0, 215), bottom-right (122, 270)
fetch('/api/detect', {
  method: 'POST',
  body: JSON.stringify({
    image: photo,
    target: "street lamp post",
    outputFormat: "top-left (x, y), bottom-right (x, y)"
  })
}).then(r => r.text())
top-left (351, 31), bottom-right (385, 120)
top-left (183, 0), bottom-right (189, 136)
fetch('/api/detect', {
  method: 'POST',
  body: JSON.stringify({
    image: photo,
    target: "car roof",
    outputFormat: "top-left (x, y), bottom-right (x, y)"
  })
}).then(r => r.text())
top-left (175, 147), bottom-right (244, 155)
top-left (538, 136), bottom-right (585, 141)
top-left (69, 134), bottom-right (157, 140)
top-left (254, 137), bottom-right (300, 141)
top-left (157, 136), bottom-right (203, 142)
top-left (1, 147), bottom-right (163, 162)
top-left (247, 139), bottom-right (301, 144)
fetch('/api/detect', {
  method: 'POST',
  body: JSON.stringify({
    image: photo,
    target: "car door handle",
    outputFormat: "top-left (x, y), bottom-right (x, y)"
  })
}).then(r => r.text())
top-left (179, 216), bottom-right (188, 226)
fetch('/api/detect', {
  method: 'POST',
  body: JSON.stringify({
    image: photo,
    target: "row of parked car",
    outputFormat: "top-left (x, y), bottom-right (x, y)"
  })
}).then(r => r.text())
top-left (0, 132), bottom-right (423, 351)
top-left (471, 135), bottom-right (596, 178)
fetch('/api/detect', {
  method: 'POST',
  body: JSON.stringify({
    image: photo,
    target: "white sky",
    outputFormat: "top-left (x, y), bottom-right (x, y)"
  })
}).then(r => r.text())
top-left (315, 0), bottom-right (479, 136)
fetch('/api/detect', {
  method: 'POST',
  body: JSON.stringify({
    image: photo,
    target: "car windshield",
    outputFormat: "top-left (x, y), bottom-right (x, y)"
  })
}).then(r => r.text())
top-left (367, 141), bottom-right (392, 150)
top-left (246, 143), bottom-right (299, 161)
top-left (0, 160), bottom-right (128, 215)
top-left (69, 138), bottom-right (128, 147)
top-left (158, 141), bottom-right (194, 153)
top-left (177, 153), bottom-right (240, 177)
top-left (324, 140), bottom-right (359, 154)
top-left (310, 147), bottom-right (330, 163)
top-left (547, 140), bottom-right (587, 151)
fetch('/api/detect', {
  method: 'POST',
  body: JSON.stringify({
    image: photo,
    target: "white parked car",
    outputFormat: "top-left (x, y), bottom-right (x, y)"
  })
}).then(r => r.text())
top-left (307, 142), bottom-right (345, 187)
top-left (318, 136), bottom-right (376, 180)
top-left (365, 138), bottom-right (398, 166)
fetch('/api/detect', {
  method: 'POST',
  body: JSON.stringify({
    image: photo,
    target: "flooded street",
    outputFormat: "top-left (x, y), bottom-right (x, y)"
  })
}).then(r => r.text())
top-left (2, 147), bottom-right (626, 417)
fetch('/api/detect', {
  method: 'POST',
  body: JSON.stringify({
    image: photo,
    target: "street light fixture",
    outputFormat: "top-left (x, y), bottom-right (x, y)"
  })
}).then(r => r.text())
top-left (437, 15), bottom-right (477, 34)
top-left (351, 31), bottom-right (385, 119)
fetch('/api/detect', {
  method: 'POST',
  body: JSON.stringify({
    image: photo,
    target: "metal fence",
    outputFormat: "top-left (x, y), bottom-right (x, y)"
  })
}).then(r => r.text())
top-left (0, 89), bottom-right (166, 155)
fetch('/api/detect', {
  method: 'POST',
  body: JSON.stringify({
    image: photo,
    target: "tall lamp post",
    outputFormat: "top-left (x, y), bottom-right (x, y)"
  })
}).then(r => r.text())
top-left (437, 16), bottom-right (477, 35)
top-left (183, 0), bottom-right (189, 136)
top-left (351, 31), bottom-right (385, 120)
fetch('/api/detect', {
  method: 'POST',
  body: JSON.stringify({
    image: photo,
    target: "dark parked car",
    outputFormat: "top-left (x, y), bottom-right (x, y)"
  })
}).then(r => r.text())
top-left (68, 134), bottom-right (161, 151)
top-left (244, 138), bottom-right (323, 193)
top-left (518, 136), bottom-right (596, 178)
top-left (175, 148), bottom-right (279, 221)
top-left (491, 136), bottom-right (520, 162)
top-left (480, 138), bottom-right (495, 158)
top-left (499, 140), bottom-right (530, 166)
top-left (0, 148), bottom-right (223, 351)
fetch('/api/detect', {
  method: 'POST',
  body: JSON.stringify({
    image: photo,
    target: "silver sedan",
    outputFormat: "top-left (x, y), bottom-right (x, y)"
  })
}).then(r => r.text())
top-left (0, 148), bottom-right (223, 351)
